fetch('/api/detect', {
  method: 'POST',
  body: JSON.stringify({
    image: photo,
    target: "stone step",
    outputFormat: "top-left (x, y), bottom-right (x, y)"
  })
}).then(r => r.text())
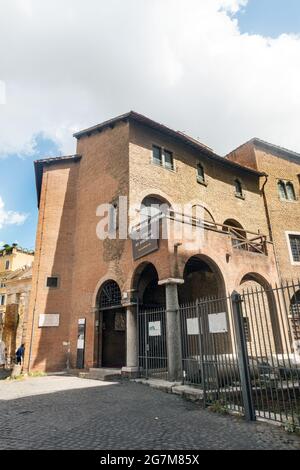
top-left (79, 368), bottom-right (122, 381)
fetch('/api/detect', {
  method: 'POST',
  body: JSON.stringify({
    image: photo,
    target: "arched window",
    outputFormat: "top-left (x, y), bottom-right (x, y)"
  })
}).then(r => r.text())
top-left (223, 219), bottom-right (247, 250)
top-left (286, 182), bottom-right (296, 201)
top-left (196, 164), bottom-right (205, 184)
top-left (98, 281), bottom-right (122, 309)
top-left (290, 290), bottom-right (300, 341)
top-left (140, 196), bottom-right (170, 220)
top-left (234, 179), bottom-right (244, 198)
top-left (278, 180), bottom-right (287, 200)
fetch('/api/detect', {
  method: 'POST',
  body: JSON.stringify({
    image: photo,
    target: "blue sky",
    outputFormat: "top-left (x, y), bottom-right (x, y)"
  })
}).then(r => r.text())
top-left (0, 0), bottom-right (299, 251)
top-left (237, 0), bottom-right (300, 37)
top-left (0, 135), bottom-right (60, 250)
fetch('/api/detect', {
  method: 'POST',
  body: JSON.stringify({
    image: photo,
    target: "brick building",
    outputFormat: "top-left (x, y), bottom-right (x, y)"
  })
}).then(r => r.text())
top-left (24, 112), bottom-right (299, 375)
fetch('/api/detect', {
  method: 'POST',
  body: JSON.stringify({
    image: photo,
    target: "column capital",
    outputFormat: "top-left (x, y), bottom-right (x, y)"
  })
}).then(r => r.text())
top-left (158, 278), bottom-right (184, 286)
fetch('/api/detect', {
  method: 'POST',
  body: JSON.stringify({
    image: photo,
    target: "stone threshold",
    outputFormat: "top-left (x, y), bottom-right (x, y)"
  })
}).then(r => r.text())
top-left (132, 378), bottom-right (204, 402)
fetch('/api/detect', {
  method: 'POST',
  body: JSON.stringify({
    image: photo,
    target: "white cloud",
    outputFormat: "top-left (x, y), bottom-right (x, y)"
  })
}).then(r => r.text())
top-left (218, 0), bottom-right (248, 14)
top-left (0, 0), bottom-right (299, 157)
top-left (0, 196), bottom-right (28, 229)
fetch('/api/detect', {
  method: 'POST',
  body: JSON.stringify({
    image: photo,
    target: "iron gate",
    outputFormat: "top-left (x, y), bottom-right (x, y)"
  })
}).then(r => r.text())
top-left (180, 296), bottom-right (244, 415)
top-left (138, 282), bottom-right (300, 427)
top-left (180, 283), bottom-right (300, 427)
top-left (138, 306), bottom-right (168, 380)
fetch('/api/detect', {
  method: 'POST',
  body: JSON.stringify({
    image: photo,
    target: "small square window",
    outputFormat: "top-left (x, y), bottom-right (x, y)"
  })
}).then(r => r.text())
top-left (152, 145), bottom-right (162, 166)
top-left (164, 149), bottom-right (174, 170)
top-left (46, 277), bottom-right (59, 288)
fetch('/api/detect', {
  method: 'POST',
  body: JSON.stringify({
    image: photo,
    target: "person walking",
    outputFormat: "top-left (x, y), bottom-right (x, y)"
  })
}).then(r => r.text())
top-left (0, 340), bottom-right (6, 369)
top-left (16, 344), bottom-right (25, 366)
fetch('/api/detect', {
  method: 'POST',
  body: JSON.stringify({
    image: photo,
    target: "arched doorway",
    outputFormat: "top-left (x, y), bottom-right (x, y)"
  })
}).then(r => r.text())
top-left (95, 280), bottom-right (126, 368)
top-left (238, 273), bottom-right (283, 354)
top-left (179, 255), bottom-right (226, 303)
top-left (132, 262), bottom-right (165, 308)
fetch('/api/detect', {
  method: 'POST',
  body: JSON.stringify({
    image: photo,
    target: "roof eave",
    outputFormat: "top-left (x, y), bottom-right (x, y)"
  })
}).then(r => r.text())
top-left (73, 111), bottom-right (264, 177)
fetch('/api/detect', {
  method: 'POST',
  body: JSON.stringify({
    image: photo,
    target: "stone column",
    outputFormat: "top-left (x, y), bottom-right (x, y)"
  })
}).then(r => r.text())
top-left (158, 278), bottom-right (184, 382)
top-left (122, 304), bottom-right (139, 377)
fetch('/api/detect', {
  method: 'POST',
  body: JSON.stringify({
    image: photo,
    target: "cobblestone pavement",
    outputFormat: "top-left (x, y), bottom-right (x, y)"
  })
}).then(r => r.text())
top-left (0, 376), bottom-right (299, 450)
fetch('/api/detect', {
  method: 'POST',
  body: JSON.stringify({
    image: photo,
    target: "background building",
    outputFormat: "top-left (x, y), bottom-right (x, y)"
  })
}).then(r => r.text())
top-left (3, 265), bottom-right (32, 365)
top-left (0, 245), bottom-right (34, 343)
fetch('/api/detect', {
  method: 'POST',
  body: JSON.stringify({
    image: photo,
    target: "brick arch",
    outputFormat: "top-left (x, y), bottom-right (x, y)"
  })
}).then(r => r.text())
top-left (130, 261), bottom-right (165, 307)
top-left (238, 272), bottom-right (283, 354)
top-left (178, 253), bottom-right (226, 302)
top-left (135, 188), bottom-right (175, 209)
top-left (92, 274), bottom-right (122, 309)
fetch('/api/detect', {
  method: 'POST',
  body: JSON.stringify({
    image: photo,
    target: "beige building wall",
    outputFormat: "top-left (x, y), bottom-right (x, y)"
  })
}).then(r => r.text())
top-left (3, 267), bottom-right (32, 364)
top-left (228, 141), bottom-right (300, 281)
top-left (0, 248), bottom-right (34, 339)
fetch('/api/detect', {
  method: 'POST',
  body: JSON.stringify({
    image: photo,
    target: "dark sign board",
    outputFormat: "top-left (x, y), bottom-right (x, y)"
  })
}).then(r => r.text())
top-left (131, 223), bottom-right (159, 261)
top-left (76, 318), bottom-right (86, 369)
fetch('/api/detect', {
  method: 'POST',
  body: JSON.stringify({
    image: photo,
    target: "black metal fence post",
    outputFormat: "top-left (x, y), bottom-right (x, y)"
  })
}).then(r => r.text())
top-left (196, 300), bottom-right (206, 407)
top-left (231, 291), bottom-right (256, 421)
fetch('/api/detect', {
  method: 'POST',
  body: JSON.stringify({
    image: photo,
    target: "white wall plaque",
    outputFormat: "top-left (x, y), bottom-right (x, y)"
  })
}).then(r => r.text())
top-left (78, 318), bottom-right (86, 325)
top-left (149, 321), bottom-right (161, 337)
top-left (39, 314), bottom-right (60, 328)
top-left (187, 318), bottom-right (200, 335)
top-left (208, 312), bottom-right (228, 333)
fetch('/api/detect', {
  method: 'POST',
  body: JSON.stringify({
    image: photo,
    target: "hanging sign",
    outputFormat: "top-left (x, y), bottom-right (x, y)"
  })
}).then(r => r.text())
top-left (208, 312), bottom-right (228, 333)
top-left (187, 318), bottom-right (200, 335)
top-left (76, 318), bottom-right (86, 369)
top-left (131, 222), bottom-right (159, 261)
top-left (149, 321), bottom-right (161, 337)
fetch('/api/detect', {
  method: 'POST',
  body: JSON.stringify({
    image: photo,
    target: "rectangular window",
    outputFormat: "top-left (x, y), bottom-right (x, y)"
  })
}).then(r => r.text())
top-left (152, 145), bottom-right (174, 170)
top-left (152, 145), bottom-right (163, 166)
top-left (5, 260), bottom-right (10, 270)
top-left (164, 149), bottom-right (174, 170)
top-left (289, 234), bottom-right (300, 263)
top-left (0, 295), bottom-right (5, 306)
top-left (46, 277), bottom-right (59, 288)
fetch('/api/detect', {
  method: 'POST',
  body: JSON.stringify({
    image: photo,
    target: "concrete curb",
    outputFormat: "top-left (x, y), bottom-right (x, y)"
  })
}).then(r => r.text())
top-left (133, 378), bottom-right (204, 402)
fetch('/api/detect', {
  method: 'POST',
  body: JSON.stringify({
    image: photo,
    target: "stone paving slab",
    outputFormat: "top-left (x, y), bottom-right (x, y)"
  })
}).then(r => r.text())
top-left (0, 375), bottom-right (118, 401)
top-left (0, 376), bottom-right (299, 450)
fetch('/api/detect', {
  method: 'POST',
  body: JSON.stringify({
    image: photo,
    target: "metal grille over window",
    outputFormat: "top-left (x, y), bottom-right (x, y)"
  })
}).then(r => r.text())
top-left (289, 235), bottom-right (300, 262)
top-left (99, 281), bottom-right (122, 309)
